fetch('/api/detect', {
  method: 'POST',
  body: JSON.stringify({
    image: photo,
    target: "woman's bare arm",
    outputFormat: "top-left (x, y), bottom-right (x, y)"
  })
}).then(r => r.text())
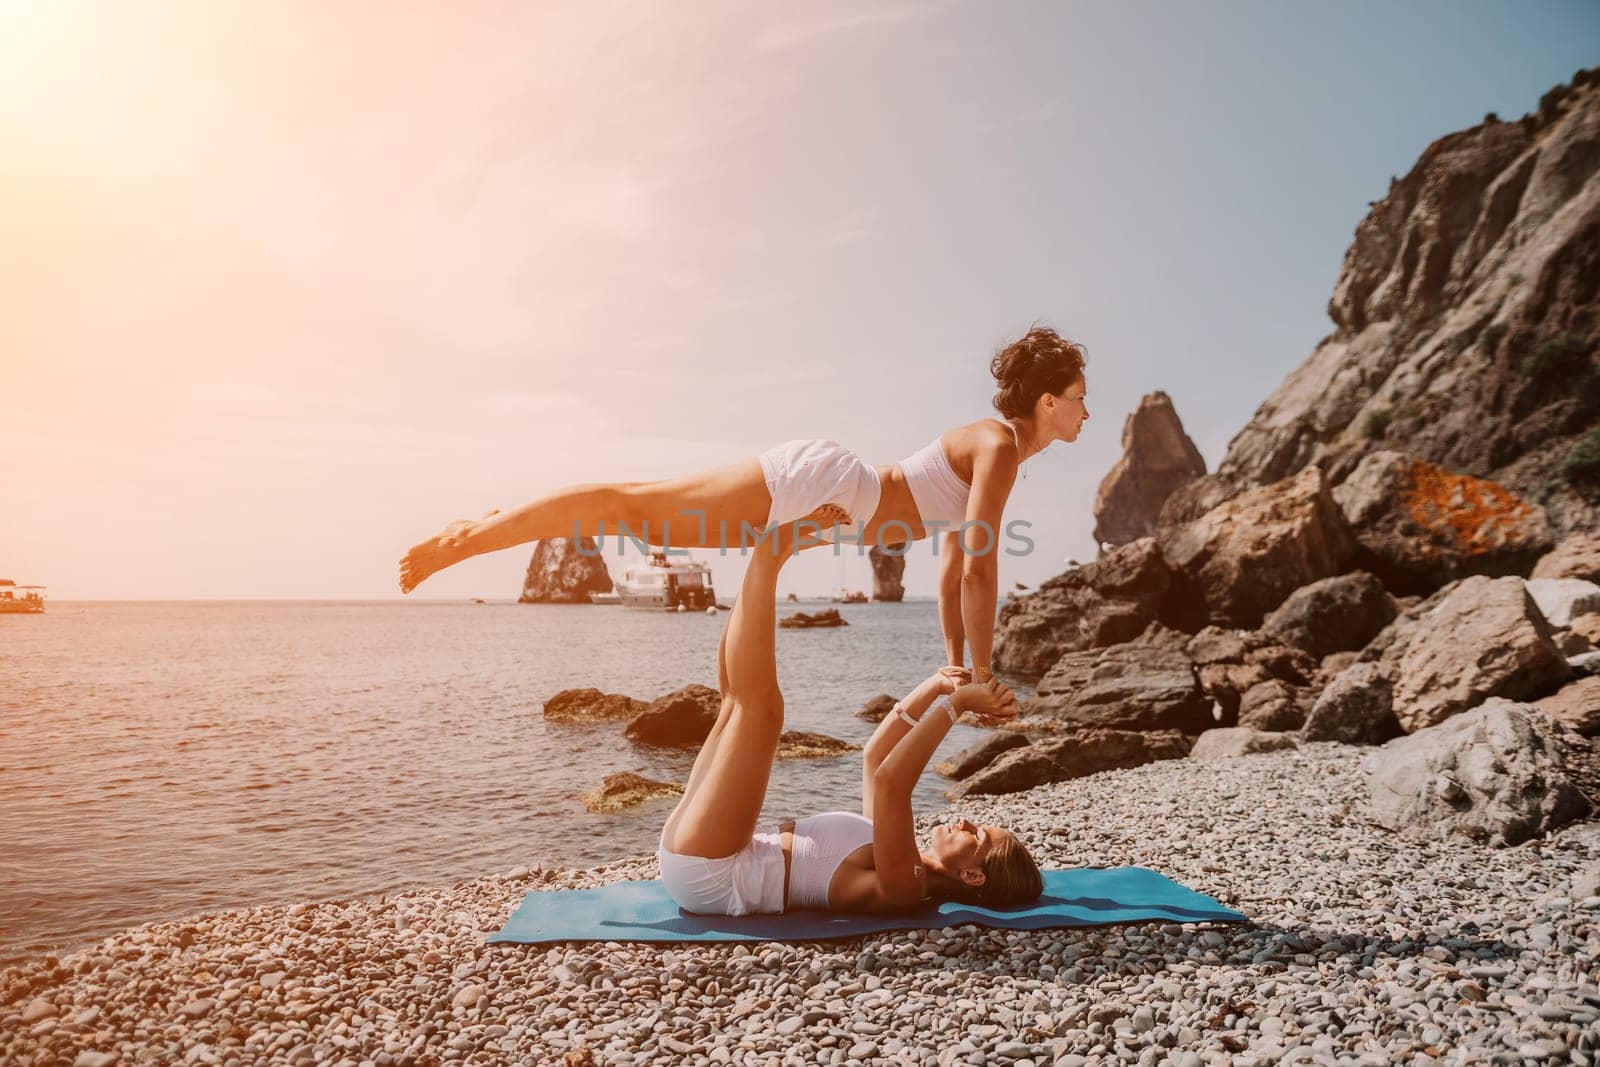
top-left (937, 531), bottom-right (965, 668)
top-left (959, 437), bottom-right (1019, 678)
top-left (861, 673), bottom-right (951, 817)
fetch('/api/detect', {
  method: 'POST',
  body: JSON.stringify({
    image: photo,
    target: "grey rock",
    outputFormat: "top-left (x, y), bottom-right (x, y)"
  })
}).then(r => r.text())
top-left (993, 538), bottom-right (1170, 675)
top-left (955, 729), bottom-right (1190, 797)
top-left (1189, 727), bottom-right (1301, 761)
top-left (935, 731), bottom-right (1031, 780)
top-left (1262, 571), bottom-right (1398, 658)
top-left (1029, 644), bottom-right (1210, 733)
top-left (1524, 577), bottom-right (1600, 628)
top-left (1301, 662), bottom-right (1404, 743)
top-left (1387, 575), bottom-right (1570, 731)
top-left (1361, 698), bottom-right (1592, 846)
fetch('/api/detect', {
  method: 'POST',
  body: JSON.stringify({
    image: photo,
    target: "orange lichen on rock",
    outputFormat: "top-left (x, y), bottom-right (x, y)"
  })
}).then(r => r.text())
top-left (1402, 460), bottom-right (1539, 558)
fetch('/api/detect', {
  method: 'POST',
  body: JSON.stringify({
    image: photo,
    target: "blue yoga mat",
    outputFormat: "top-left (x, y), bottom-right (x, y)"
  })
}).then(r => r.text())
top-left (489, 866), bottom-right (1246, 945)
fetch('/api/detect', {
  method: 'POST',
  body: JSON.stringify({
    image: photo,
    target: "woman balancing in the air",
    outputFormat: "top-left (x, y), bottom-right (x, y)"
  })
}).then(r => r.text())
top-left (659, 520), bottom-right (1041, 914)
top-left (398, 326), bottom-right (1089, 681)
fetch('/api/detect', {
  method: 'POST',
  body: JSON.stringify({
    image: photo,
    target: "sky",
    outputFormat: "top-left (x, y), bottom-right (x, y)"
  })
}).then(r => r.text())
top-left (2, 1), bottom-right (1596, 600)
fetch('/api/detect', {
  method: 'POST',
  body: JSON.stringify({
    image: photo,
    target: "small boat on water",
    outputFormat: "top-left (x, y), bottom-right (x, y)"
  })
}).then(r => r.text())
top-left (0, 580), bottom-right (46, 614)
top-left (832, 589), bottom-right (868, 604)
top-left (614, 552), bottom-right (717, 611)
top-left (587, 591), bottom-right (622, 606)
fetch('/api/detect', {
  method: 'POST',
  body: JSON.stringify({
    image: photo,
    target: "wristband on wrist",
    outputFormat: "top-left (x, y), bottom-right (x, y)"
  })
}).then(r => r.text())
top-left (894, 701), bottom-right (921, 727)
top-left (931, 693), bottom-right (959, 725)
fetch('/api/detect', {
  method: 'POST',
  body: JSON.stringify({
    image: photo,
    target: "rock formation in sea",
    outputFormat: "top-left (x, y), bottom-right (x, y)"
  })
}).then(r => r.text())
top-left (868, 546), bottom-right (906, 602)
top-left (1092, 391), bottom-right (1207, 549)
top-left (518, 538), bottom-right (613, 604)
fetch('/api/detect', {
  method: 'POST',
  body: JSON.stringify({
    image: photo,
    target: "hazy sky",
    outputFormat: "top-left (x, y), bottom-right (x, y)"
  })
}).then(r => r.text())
top-left (3, 2), bottom-right (1596, 600)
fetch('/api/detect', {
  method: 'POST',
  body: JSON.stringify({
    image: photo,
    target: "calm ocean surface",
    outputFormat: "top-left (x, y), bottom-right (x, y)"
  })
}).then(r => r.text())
top-left (1, 599), bottom-right (1028, 965)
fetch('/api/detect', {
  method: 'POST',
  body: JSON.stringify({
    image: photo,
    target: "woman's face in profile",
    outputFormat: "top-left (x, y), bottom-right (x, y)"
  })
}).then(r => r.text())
top-left (1046, 379), bottom-right (1089, 443)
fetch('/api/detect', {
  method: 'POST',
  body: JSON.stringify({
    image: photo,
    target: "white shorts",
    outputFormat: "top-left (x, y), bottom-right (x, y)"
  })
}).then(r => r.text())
top-left (757, 439), bottom-right (882, 543)
top-left (656, 829), bottom-right (787, 915)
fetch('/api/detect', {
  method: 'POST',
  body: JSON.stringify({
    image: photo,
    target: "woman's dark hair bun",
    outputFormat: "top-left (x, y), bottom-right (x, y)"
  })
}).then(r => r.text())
top-left (990, 326), bottom-right (1086, 420)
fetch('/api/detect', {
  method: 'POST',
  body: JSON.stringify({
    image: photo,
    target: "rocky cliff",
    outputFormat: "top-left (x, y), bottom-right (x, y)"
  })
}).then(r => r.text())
top-left (1212, 68), bottom-right (1600, 538)
top-left (518, 538), bottom-right (613, 604)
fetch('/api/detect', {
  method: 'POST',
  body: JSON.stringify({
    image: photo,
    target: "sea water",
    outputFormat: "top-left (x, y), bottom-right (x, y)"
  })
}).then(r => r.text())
top-left (0, 599), bottom-right (1018, 964)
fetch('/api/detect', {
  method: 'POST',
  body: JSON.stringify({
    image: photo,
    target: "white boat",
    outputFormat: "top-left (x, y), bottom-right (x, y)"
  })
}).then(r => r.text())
top-left (616, 552), bottom-right (717, 611)
top-left (587, 591), bottom-right (622, 606)
top-left (0, 580), bottom-right (45, 614)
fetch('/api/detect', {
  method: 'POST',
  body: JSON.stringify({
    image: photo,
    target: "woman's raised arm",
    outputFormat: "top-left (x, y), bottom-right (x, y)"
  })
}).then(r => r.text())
top-left (865, 679), bottom-right (1018, 908)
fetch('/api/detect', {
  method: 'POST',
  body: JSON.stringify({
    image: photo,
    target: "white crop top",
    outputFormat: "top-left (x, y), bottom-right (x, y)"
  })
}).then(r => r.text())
top-left (787, 811), bottom-right (875, 910)
top-left (898, 436), bottom-right (971, 530)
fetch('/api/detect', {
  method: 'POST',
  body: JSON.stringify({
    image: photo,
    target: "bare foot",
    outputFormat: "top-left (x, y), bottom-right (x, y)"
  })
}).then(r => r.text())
top-left (793, 503), bottom-right (850, 550)
top-left (398, 509), bottom-right (499, 594)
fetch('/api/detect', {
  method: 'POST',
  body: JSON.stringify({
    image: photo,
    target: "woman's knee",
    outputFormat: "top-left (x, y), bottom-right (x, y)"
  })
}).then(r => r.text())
top-left (732, 690), bottom-right (783, 727)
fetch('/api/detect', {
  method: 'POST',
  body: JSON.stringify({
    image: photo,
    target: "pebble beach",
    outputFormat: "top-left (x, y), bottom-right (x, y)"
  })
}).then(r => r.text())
top-left (4, 740), bottom-right (1597, 1067)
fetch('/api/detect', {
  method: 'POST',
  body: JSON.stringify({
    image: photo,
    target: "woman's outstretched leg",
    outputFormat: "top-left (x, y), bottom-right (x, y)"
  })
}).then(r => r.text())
top-left (399, 456), bottom-right (773, 593)
top-left (658, 528), bottom-right (797, 860)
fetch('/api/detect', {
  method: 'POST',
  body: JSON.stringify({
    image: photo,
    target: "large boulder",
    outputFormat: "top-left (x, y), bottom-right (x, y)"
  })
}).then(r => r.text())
top-left (1261, 571), bottom-right (1398, 658)
top-left (1386, 575), bottom-right (1571, 731)
top-left (1361, 699), bottom-right (1592, 846)
top-left (623, 684), bottom-right (723, 748)
top-left (993, 538), bottom-right (1170, 675)
top-left (1300, 662), bottom-right (1404, 744)
top-left (1027, 644), bottom-right (1211, 734)
top-left (1332, 451), bottom-right (1554, 595)
top-left (1523, 577), bottom-right (1600, 628)
top-left (1093, 391), bottom-right (1208, 548)
top-left (935, 731), bottom-right (1032, 780)
top-left (520, 538), bottom-right (614, 603)
top-left (1157, 466), bottom-right (1357, 630)
top-left (1532, 533), bottom-right (1600, 582)
top-left (543, 688), bottom-right (646, 724)
top-left (953, 729), bottom-right (1191, 797)
top-left (868, 546), bottom-right (906, 602)
top-left (1190, 727), bottom-right (1301, 761)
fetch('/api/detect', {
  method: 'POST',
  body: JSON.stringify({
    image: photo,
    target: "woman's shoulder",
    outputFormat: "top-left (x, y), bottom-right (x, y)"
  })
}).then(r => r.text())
top-left (944, 418), bottom-right (1019, 467)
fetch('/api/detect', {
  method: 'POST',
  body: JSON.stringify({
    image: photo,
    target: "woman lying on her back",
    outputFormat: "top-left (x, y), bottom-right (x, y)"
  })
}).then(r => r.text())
top-left (655, 523), bottom-right (1043, 916)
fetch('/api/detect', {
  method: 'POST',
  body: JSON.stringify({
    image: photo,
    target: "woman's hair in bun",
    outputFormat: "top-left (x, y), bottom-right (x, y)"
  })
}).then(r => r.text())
top-left (990, 326), bottom-right (1086, 420)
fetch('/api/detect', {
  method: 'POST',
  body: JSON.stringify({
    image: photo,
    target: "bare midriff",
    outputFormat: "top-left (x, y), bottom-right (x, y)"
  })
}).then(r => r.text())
top-left (861, 464), bottom-right (928, 543)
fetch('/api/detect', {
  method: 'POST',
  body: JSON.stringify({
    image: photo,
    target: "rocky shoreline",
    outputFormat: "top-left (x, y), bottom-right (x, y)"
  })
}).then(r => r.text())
top-left (5, 741), bottom-right (1598, 1066)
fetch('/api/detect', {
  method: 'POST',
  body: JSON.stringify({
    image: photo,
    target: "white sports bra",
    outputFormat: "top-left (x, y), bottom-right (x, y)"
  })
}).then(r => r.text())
top-left (787, 811), bottom-right (875, 909)
top-left (898, 422), bottom-right (1021, 530)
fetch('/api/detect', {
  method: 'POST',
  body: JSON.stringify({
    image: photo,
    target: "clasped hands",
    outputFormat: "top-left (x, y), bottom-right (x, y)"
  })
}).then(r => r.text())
top-left (934, 665), bottom-right (1018, 727)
